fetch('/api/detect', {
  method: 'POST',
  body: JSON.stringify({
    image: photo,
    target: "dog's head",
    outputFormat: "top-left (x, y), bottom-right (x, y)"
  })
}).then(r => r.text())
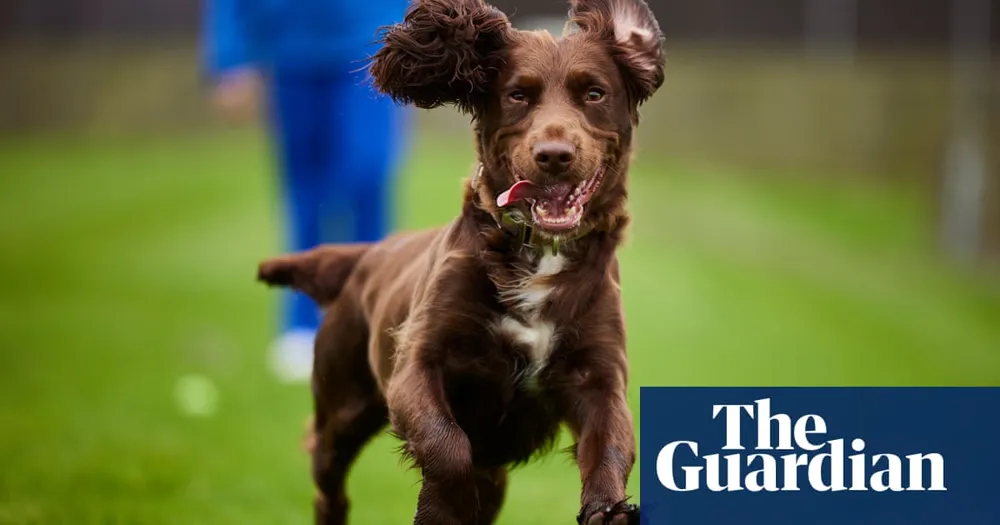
top-left (370, 0), bottom-right (664, 237)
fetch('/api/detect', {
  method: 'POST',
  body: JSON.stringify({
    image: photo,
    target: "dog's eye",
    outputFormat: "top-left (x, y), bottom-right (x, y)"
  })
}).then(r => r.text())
top-left (508, 90), bottom-right (527, 103)
top-left (585, 88), bottom-right (606, 103)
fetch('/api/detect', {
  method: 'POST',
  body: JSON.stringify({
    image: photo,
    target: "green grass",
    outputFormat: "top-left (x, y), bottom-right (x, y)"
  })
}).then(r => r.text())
top-left (0, 127), bottom-right (998, 524)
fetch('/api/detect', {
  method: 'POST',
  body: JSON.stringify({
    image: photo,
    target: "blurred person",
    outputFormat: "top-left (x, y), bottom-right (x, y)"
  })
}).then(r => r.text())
top-left (203, 0), bottom-right (410, 382)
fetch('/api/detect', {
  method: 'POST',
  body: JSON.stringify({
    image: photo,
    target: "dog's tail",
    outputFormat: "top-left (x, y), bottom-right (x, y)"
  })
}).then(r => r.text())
top-left (257, 243), bottom-right (370, 307)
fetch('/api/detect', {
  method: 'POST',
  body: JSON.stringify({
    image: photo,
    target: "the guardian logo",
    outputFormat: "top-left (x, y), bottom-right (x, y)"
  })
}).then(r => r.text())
top-left (656, 398), bottom-right (947, 493)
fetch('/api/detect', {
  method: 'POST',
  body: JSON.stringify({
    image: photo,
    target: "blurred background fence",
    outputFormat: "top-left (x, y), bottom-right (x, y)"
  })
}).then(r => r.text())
top-left (2, 0), bottom-right (998, 260)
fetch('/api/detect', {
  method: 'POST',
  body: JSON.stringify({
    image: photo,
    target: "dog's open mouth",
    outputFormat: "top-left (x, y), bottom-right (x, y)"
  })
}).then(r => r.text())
top-left (495, 167), bottom-right (605, 232)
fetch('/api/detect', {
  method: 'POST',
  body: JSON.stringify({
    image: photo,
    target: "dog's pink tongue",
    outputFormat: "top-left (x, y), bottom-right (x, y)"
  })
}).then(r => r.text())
top-left (496, 180), bottom-right (540, 208)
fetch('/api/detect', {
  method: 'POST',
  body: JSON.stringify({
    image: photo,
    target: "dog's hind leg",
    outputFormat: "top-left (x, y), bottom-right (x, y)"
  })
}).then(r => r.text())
top-left (312, 400), bottom-right (386, 525)
top-left (473, 466), bottom-right (508, 525)
top-left (310, 299), bottom-right (387, 525)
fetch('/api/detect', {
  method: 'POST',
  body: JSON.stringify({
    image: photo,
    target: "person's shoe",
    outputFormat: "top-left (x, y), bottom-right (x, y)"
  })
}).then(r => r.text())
top-left (269, 329), bottom-right (316, 383)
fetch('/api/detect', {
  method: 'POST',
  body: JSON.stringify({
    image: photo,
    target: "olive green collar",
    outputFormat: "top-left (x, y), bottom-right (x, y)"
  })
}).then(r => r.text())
top-left (498, 209), bottom-right (595, 255)
top-left (474, 164), bottom-right (591, 255)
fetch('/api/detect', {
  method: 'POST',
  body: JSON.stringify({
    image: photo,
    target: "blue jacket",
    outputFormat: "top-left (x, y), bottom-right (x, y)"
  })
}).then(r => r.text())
top-left (203, 0), bottom-right (410, 76)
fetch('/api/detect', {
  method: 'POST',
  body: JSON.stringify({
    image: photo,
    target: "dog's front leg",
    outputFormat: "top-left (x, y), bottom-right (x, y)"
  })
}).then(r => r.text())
top-left (566, 364), bottom-right (639, 525)
top-left (387, 363), bottom-right (478, 525)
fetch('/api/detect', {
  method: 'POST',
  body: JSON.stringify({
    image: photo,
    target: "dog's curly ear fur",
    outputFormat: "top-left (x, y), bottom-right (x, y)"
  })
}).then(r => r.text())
top-left (369, 0), bottom-right (513, 114)
top-left (568, 0), bottom-right (665, 106)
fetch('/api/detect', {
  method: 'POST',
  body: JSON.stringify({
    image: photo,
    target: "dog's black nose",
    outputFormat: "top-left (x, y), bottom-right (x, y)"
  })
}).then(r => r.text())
top-left (533, 141), bottom-right (576, 173)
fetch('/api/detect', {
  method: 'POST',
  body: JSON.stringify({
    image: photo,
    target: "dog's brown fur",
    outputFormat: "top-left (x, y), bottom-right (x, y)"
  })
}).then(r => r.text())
top-left (258, 1), bottom-right (664, 523)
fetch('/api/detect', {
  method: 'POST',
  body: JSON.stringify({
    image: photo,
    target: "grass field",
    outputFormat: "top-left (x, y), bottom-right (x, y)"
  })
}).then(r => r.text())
top-left (0, 126), bottom-right (998, 524)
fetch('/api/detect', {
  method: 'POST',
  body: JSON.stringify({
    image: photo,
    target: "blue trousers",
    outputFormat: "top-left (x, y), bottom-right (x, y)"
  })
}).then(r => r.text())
top-left (268, 67), bottom-right (408, 334)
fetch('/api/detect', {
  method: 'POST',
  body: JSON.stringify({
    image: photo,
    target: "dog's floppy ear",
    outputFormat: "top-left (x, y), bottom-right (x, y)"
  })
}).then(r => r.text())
top-left (369, 0), bottom-right (514, 114)
top-left (568, 0), bottom-right (665, 106)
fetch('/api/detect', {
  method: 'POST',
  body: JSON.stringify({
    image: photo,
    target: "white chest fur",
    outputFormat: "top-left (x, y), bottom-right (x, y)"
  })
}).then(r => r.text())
top-left (502, 252), bottom-right (566, 311)
top-left (495, 252), bottom-right (566, 381)
top-left (497, 316), bottom-right (557, 368)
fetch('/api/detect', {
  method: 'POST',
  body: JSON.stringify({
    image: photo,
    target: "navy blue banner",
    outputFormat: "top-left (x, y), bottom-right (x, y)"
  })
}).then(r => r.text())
top-left (638, 387), bottom-right (999, 524)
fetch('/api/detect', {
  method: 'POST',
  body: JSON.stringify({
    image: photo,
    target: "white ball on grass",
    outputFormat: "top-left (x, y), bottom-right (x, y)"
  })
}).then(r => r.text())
top-left (174, 374), bottom-right (219, 417)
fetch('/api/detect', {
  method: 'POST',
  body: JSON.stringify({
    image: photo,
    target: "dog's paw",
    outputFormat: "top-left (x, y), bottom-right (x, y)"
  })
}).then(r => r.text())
top-left (576, 500), bottom-right (639, 525)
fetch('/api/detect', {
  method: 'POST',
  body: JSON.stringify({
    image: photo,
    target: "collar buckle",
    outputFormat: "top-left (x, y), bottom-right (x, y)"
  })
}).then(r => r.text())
top-left (501, 211), bottom-right (567, 255)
